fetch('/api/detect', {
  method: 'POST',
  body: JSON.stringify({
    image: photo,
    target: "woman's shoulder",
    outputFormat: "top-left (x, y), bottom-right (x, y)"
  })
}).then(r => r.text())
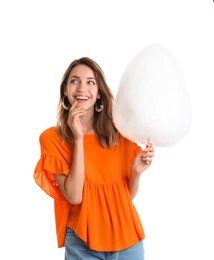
top-left (39, 126), bottom-right (72, 155)
top-left (41, 126), bottom-right (56, 134)
top-left (117, 132), bottom-right (142, 152)
top-left (118, 132), bottom-right (137, 145)
top-left (39, 126), bottom-right (61, 144)
top-left (40, 126), bottom-right (58, 137)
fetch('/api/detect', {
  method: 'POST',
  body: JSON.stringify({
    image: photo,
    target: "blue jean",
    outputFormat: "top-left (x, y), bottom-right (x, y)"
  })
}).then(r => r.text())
top-left (65, 227), bottom-right (144, 260)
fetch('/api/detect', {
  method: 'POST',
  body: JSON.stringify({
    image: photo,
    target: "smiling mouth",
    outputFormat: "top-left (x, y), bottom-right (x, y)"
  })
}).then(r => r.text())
top-left (75, 96), bottom-right (89, 102)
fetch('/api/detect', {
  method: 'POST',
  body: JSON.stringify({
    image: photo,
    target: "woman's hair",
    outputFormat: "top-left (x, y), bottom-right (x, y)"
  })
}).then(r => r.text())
top-left (56, 57), bottom-right (118, 148)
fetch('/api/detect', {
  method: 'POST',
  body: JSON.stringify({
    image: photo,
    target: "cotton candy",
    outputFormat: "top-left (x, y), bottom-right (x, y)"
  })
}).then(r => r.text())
top-left (113, 44), bottom-right (192, 147)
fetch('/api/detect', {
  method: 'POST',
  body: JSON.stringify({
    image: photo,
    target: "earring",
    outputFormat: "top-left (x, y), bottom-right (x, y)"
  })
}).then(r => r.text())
top-left (61, 96), bottom-right (71, 110)
top-left (95, 98), bottom-right (104, 112)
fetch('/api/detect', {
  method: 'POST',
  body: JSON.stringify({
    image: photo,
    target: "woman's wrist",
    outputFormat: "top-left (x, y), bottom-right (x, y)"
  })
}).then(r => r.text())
top-left (74, 137), bottom-right (84, 144)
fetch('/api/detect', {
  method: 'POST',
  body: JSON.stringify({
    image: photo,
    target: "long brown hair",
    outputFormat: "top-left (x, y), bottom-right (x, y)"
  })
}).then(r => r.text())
top-left (56, 57), bottom-right (118, 148)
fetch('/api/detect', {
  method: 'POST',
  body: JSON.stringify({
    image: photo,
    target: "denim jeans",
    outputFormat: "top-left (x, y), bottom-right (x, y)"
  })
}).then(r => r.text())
top-left (65, 227), bottom-right (144, 260)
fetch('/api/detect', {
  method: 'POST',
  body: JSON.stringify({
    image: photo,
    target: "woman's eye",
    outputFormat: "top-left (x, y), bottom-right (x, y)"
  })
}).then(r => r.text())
top-left (70, 79), bottom-right (77, 83)
top-left (88, 81), bottom-right (95, 85)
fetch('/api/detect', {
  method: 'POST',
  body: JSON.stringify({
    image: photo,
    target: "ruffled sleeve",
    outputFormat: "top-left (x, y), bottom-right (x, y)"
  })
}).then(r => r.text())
top-left (34, 127), bottom-right (72, 201)
top-left (119, 135), bottom-right (143, 180)
top-left (34, 127), bottom-right (73, 248)
top-left (130, 142), bottom-right (143, 168)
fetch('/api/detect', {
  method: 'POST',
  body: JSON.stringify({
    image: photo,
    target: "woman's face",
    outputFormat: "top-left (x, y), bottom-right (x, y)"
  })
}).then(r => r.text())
top-left (64, 64), bottom-right (100, 113)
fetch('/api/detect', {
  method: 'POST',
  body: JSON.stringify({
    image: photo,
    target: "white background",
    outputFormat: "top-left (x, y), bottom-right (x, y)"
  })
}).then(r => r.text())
top-left (0, 0), bottom-right (214, 259)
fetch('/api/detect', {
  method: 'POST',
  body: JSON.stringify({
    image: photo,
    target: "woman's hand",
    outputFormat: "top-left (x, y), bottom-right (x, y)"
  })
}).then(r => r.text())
top-left (131, 142), bottom-right (155, 176)
top-left (67, 101), bottom-right (84, 140)
top-left (128, 142), bottom-right (154, 198)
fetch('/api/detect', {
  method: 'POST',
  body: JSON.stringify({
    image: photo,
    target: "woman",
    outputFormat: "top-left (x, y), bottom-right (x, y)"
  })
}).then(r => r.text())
top-left (34, 57), bottom-right (154, 259)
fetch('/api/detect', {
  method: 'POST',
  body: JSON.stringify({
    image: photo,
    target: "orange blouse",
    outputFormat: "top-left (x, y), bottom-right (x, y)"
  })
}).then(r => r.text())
top-left (34, 126), bottom-right (145, 251)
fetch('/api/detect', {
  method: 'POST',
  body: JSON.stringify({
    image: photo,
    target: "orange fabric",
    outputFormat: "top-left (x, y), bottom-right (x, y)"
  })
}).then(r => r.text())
top-left (34, 127), bottom-right (72, 247)
top-left (34, 126), bottom-right (145, 250)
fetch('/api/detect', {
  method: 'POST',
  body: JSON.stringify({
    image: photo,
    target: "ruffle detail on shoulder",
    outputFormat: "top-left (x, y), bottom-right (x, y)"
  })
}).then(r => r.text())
top-left (133, 145), bottom-right (143, 160)
top-left (127, 145), bottom-right (143, 179)
top-left (34, 154), bottom-right (70, 200)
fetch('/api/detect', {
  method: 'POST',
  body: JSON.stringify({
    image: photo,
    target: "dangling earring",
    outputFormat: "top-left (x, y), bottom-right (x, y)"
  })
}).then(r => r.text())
top-left (95, 98), bottom-right (104, 112)
top-left (61, 96), bottom-right (71, 110)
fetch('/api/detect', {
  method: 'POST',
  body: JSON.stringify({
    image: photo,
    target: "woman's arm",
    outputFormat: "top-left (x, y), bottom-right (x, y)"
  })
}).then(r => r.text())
top-left (54, 101), bottom-right (85, 204)
top-left (128, 143), bottom-right (154, 199)
top-left (128, 172), bottom-right (142, 199)
top-left (53, 138), bottom-right (84, 205)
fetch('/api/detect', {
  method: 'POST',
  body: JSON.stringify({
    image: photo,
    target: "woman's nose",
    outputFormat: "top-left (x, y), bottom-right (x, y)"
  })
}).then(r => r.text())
top-left (77, 83), bottom-right (86, 92)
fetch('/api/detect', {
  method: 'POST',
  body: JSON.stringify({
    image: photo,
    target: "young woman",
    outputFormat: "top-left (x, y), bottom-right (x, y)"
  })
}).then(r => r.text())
top-left (34, 57), bottom-right (154, 259)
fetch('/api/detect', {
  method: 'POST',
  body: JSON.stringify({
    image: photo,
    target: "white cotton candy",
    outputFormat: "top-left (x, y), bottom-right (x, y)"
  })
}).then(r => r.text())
top-left (113, 44), bottom-right (192, 147)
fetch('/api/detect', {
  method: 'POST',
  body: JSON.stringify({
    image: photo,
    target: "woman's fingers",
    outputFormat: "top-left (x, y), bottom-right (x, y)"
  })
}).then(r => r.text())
top-left (70, 108), bottom-right (84, 117)
top-left (144, 144), bottom-right (154, 164)
top-left (68, 101), bottom-right (84, 118)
